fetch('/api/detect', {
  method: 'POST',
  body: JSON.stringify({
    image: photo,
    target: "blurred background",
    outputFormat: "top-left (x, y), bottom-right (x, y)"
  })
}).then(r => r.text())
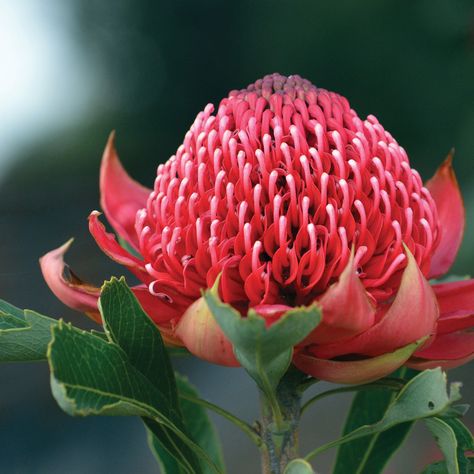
top-left (0, 1), bottom-right (473, 472)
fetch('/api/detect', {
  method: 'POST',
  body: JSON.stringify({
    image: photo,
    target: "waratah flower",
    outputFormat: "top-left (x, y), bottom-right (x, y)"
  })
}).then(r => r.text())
top-left (41, 73), bottom-right (474, 383)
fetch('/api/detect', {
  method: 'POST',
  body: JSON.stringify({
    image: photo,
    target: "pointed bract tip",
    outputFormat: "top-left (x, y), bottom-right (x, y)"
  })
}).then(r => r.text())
top-left (39, 240), bottom-right (101, 322)
top-left (39, 238), bottom-right (74, 264)
top-left (88, 210), bottom-right (102, 219)
top-left (426, 150), bottom-right (465, 278)
top-left (440, 150), bottom-right (458, 182)
top-left (98, 131), bottom-right (151, 252)
top-left (103, 131), bottom-right (117, 164)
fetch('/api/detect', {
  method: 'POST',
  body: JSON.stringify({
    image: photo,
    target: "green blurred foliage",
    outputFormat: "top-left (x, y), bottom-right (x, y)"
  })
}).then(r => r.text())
top-left (7, 0), bottom-right (474, 182)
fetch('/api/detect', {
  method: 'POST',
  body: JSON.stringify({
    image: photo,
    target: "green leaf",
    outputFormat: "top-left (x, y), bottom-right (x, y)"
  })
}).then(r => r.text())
top-left (425, 417), bottom-right (474, 474)
top-left (99, 277), bottom-right (178, 406)
top-left (144, 419), bottom-right (200, 474)
top-left (421, 457), bottom-right (474, 474)
top-left (358, 422), bottom-right (413, 473)
top-left (48, 321), bottom-right (220, 474)
top-left (441, 417), bottom-right (474, 451)
top-left (333, 368), bottom-right (416, 474)
top-left (98, 277), bottom-right (209, 474)
top-left (425, 418), bottom-right (459, 474)
top-left (0, 306), bottom-right (57, 362)
top-left (176, 376), bottom-right (225, 472)
top-left (443, 405), bottom-right (471, 418)
top-left (90, 329), bottom-right (109, 340)
top-left (48, 321), bottom-right (174, 418)
top-left (148, 375), bottom-right (226, 474)
top-left (0, 312), bottom-right (29, 330)
top-left (0, 299), bottom-right (24, 319)
top-left (306, 368), bottom-right (461, 462)
top-left (147, 426), bottom-right (188, 474)
top-left (333, 393), bottom-right (412, 474)
top-left (284, 459), bottom-right (315, 473)
top-left (204, 283), bottom-right (321, 399)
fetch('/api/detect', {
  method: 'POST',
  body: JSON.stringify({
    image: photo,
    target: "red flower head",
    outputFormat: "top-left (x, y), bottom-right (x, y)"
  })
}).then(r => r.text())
top-left (41, 73), bottom-right (474, 383)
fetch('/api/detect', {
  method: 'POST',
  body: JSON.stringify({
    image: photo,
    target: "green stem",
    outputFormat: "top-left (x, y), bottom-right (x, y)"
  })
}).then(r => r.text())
top-left (300, 378), bottom-right (405, 415)
top-left (354, 369), bottom-right (408, 473)
top-left (178, 392), bottom-right (262, 446)
top-left (304, 439), bottom-right (340, 461)
top-left (259, 371), bottom-right (303, 474)
top-left (304, 376), bottom-right (407, 463)
top-left (265, 390), bottom-right (285, 431)
top-left (354, 434), bottom-right (379, 474)
top-left (304, 417), bottom-right (395, 463)
top-left (296, 376), bottom-right (320, 392)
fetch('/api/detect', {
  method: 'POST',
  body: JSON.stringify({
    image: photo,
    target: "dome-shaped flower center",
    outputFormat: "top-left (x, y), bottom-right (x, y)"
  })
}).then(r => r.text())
top-left (136, 73), bottom-right (439, 309)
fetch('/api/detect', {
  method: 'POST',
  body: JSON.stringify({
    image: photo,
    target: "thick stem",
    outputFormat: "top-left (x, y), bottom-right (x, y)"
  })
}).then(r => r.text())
top-left (259, 371), bottom-right (303, 474)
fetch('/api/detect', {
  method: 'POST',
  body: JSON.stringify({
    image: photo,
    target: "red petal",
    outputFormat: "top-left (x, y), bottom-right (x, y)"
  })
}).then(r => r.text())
top-left (431, 279), bottom-right (474, 334)
top-left (131, 284), bottom-right (192, 324)
top-left (426, 153), bottom-right (465, 278)
top-left (253, 304), bottom-right (293, 326)
top-left (174, 297), bottom-right (239, 367)
top-left (294, 339), bottom-right (422, 384)
top-left (413, 330), bottom-right (474, 361)
top-left (433, 279), bottom-right (474, 319)
top-left (406, 353), bottom-right (474, 371)
top-left (303, 252), bottom-right (375, 345)
top-left (314, 246), bottom-right (438, 358)
top-left (39, 240), bottom-right (101, 322)
top-left (88, 211), bottom-right (150, 282)
top-left (132, 285), bottom-right (184, 346)
top-left (100, 132), bottom-right (151, 251)
top-left (438, 314), bottom-right (474, 335)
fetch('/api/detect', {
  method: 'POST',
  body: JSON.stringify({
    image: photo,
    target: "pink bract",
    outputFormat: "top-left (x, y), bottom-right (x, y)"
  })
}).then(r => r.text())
top-left (40, 73), bottom-right (473, 383)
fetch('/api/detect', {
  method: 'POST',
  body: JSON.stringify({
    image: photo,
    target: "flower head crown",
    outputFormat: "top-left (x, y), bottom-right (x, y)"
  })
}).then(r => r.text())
top-left (41, 73), bottom-right (473, 383)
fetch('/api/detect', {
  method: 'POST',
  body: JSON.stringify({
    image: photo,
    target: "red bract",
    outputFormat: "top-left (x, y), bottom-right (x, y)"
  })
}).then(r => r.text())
top-left (40, 73), bottom-right (474, 383)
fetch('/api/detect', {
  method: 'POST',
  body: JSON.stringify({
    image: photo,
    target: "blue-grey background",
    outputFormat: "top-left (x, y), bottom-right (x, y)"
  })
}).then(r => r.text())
top-left (0, 1), bottom-right (473, 472)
